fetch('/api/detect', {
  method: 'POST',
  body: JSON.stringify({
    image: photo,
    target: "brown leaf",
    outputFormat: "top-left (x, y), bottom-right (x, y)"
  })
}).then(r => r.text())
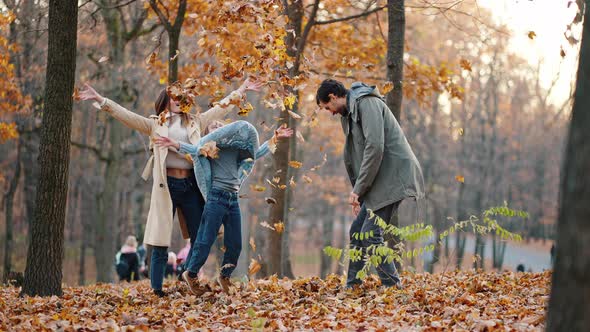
top-left (382, 82), bottom-right (394, 94)
top-left (527, 31), bottom-right (536, 40)
top-left (274, 222), bottom-right (285, 234)
top-left (248, 259), bottom-right (262, 275)
top-left (265, 197), bottom-right (277, 204)
top-left (199, 141), bottom-right (219, 159)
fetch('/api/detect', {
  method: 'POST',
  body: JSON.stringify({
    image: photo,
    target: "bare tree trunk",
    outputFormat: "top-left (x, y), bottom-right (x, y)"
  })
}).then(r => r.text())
top-left (547, 3), bottom-right (590, 329)
top-left (21, 0), bottom-right (78, 296)
top-left (320, 206), bottom-right (335, 278)
top-left (383, 0), bottom-right (405, 272)
top-left (385, 0), bottom-right (405, 122)
top-left (266, 0), bottom-right (306, 277)
top-left (3, 141), bottom-right (21, 283)
top-left (148, 0), bottom-right (186, 83)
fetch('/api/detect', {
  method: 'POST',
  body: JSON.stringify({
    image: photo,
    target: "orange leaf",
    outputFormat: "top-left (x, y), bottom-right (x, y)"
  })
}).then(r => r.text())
top-left (527, 31), bottom-right (536, 40)
top-left (248, 259), bottom-right (262, 275)
top-left (288, 161), bottom-right (302, 169)
top-left (455, 175), bottom-right (465, 183)
top-left (382, 81), bottom-right (394, 94)
top-left (199, 141), bottom-right (219, 159)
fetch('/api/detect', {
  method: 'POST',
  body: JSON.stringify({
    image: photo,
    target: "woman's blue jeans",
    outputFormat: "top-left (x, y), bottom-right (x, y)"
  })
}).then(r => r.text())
top-left (150, 175), bottom-right (204, 291)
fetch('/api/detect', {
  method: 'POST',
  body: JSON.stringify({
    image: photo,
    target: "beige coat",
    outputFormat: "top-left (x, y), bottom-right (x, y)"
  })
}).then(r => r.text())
top-left (96, 90), bottom-right (243, 247)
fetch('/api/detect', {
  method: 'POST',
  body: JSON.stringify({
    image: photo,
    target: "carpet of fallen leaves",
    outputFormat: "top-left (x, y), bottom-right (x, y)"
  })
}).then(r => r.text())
top-left (0, 271), bottom-right (550, 331)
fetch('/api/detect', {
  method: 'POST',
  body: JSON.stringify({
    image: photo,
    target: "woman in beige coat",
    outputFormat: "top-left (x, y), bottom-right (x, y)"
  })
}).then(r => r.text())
top-left (78, 79), bottom-right (262, 296)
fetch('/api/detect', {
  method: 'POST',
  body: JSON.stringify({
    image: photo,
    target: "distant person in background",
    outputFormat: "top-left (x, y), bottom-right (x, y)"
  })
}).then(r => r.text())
top-left (176, 239), bottom-right (191, 276)
top-left (137, 242), bottom-right (147, 277)
top-left (516, 262), bottom-right (525, 273)
top-left (550, 243), bottom-right (556, 267)
top-left (166, 252), bottom-right (177, 278)
top-left (115, 236), bottom-right (141, 282)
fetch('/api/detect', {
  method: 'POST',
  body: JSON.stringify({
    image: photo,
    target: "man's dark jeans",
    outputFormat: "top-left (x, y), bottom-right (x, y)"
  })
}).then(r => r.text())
top-left (347, 201), bottom-right (402, 287)
top-left (186, 188), bottom-right (242, 278)
top-left (150, 175), bottom-right (204, 291)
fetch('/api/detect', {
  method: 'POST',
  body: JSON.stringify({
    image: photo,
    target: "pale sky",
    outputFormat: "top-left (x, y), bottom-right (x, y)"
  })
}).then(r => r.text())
top-left (477, 0), bottom-right (581, 107)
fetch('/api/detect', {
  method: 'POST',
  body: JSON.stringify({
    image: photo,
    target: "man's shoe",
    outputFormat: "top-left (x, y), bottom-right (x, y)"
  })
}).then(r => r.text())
top-left (217, 276), bottom-right (232, 294)
top-left (153, 289), bottom-right (167, 297)
top-left (182, 271), bottom-right (206, 296)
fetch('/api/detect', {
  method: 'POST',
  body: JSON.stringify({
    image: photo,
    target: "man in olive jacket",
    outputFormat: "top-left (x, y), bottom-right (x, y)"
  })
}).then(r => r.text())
top-left (316, 79), bottom-right (425, 288)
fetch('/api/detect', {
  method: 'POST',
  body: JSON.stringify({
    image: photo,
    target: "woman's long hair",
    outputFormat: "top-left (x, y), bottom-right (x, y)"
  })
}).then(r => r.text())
top-left (154, 88), bottom-right (189, 125)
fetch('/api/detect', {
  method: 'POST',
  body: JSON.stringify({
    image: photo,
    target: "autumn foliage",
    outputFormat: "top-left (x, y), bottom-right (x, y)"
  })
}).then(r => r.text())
top-left (0, 271), bottom-right (549, 330)
top-left (0, 11), bottom-right (27, 144)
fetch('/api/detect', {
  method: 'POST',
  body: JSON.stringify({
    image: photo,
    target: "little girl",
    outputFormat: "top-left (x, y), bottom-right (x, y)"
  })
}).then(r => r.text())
top-left (154, 120), bottom-right (292, 294)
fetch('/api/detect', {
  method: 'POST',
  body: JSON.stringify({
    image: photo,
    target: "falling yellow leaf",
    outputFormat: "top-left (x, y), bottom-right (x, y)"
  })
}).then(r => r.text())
top-left (289, 161), bottom-right (302, 169)
top-left (302, 175), bottom-right (312, 184)
top-left (184, 154), bottom-right (193, 163)
top-left (252, 185), bottom-right (266, 192)
top-left (249, 237), bottom-right (256, 252)
top-left (288, 110), bottom-right (301, 119)
top-left (145, 51), bottom-right (157, 66)
top-left (296, 131), bottom-right (305, 143)
top-left (278, 184), bottom-right (287, 190)
top-left (309, 116), bottom-right (319, 128)
top-left (274, 222), bottom-right (285, 234)
top-left (238, 102), bottom-right (254, 116)
top-left (199, 141), bottom-right (219, 159)
top-left (248, 259), bottom-right (262, 275)
top-left (283, 94), bottom-right (296, 110)
top-left (382, 81), bottom-right (394, 94)
top-left (458, 128), bottom-right (464, 136)
top-left (72, 87), bottom-right (80, 101)
top-left (527, 31), bottom-right (536, 40)
top-left (260, 221), bottom-right (275, 230)
top-left (170, 49), bottom-right (180, 61)
top-left (455, 175), bottom-right (465, 183)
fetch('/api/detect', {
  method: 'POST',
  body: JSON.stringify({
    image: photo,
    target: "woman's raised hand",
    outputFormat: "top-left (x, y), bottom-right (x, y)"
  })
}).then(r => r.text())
top-left (153, 135), bottom-right (180, 150)
top-left (275, 125), bottom-right (294, 139)
top-left (78, 83), bottom-right (105, 104)
top-left (238, 77), bottom-right (265, 93)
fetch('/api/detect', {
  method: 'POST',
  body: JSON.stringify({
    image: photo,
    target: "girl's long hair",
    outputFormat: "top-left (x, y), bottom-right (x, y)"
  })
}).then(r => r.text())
top-left (154, 89), bottom-right (189, 125)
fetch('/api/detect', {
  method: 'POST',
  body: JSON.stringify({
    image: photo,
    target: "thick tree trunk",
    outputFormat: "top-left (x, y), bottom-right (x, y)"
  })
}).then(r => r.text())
top-left (168, 29), bottom-right (181, 83)
top-left (21, 0), bottom-right (78, 297)
top-left (385, 0), bottom-right (405, 122)
top-left (547, 3), bottom-right (590, 329)
top-left (265, 0), bottom-right (305, 277)
top-left (383, 0), bottom-right (405, 272)
top-left (3, 141), bottom-right (21, 283)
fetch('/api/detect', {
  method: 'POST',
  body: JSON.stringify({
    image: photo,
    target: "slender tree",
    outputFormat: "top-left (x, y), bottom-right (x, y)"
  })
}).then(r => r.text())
top-left (21, 0), bottom-right (78, 296)
top-left (547, 1), bottom-right (590, 329)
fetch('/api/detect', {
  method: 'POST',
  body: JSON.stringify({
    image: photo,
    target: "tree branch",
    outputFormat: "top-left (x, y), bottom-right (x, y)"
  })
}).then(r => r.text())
top-left (149, 0), bottom-right (172, 30)
top-left (172, 0), bottom-right (187, 31)
top-left (314, 5), bottom-right (386, 25)
top-left (297, 0), bottom-right (321, 59)
top-left (71, 141), bottom-right (109, 162)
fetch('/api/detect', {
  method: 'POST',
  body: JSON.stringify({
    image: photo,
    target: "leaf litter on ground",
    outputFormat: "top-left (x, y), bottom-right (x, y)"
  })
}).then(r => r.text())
top-left (0, 270), bottom-right (550, 331)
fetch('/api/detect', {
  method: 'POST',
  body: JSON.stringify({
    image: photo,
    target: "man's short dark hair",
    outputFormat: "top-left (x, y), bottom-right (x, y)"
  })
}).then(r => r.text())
top-left (316, 79), bottom-right (347, 105)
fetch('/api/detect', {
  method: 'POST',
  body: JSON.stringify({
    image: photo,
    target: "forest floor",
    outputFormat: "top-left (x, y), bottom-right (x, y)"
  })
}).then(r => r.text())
top-left (1, 270), bottom-right (549, 331)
